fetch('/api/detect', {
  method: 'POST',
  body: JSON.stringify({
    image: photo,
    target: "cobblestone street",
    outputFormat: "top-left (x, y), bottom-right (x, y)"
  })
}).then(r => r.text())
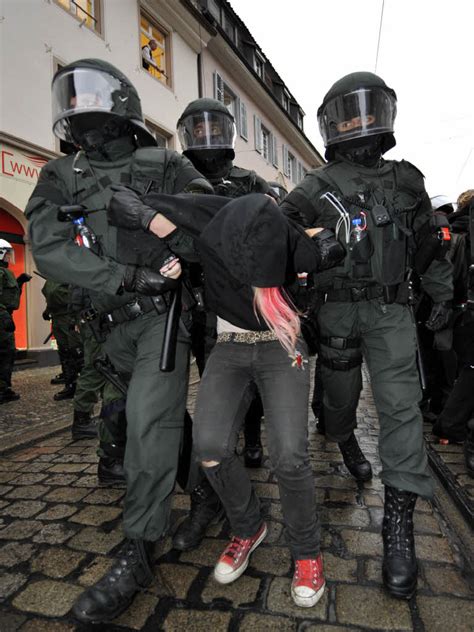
top-left (0, 364), bottom-right (473, 631)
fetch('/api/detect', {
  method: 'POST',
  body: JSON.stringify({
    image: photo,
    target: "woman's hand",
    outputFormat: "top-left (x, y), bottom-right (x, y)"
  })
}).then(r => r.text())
top-left (160, 257), bottom-right (182, 279)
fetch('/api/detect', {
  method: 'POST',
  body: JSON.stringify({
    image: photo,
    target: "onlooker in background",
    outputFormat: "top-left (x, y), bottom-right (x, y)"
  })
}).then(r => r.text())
top-left (41, 280), bottom-right (83, 401)
top-left (0, 239), bottom-right (26, 404)
top-left (141, 39), bottom-right (159, 72)
top-left (433, 189), bottom-right (474, 476)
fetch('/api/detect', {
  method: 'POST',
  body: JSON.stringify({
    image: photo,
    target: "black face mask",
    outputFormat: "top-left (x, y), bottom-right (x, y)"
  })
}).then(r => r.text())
top-left (184, 148), bottom-right (234, 181)
top-left (69, 113), bottom-right (131, 154)
top-left (337, 135), bottom-right (384, 167)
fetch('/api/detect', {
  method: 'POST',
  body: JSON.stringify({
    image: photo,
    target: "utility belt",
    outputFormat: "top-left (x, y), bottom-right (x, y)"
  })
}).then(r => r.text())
top-left (321, 281), bottom-right (410, 305)
top-left (108, 294), bottom-right (169, 324)
top-left (81, 293), bottom-right (170, 343)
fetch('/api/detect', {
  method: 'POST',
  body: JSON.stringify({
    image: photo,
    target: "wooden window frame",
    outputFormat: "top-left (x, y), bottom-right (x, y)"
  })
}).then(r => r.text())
top-left (54, 0), bottom-right (103, 36)
top-left (140, 10), bottom-right (172, 89)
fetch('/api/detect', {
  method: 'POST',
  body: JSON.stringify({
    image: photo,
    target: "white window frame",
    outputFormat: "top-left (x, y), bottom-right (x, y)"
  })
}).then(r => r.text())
top-left (261, 125), bottom-right (271, 162)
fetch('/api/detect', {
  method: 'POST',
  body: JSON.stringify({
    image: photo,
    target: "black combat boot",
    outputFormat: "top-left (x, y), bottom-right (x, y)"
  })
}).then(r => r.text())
top-left (243, 443), bottom-right (263, 468)
top-left (464, 419), bottom-right (474, 478)
top-left (98, 456), bottom-right (126, 486)
top-left (2, 388), bottom-right (20, 402)
top-left (338, 432), bottom-right (373, 481)
top-left (382, 486), bottom-right (418, 599)
top-left (50, 372), bottom-right (66, 385)
top-left (172, 480), bottom-right (224, 550)
top-left (71, 538), bottom-right (154, 623)
top-left (71, 410), bottom-right (98, 441)
top-left (53, 382), bottom-right (76, 401)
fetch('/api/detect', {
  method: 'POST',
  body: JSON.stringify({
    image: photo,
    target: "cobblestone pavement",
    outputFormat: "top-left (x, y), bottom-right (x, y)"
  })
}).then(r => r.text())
top-left (0, 365), bottom-right (473, 631)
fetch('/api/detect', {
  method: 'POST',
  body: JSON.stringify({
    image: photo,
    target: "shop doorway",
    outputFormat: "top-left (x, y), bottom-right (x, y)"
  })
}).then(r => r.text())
top-left (0, 208), bottom-right (27, 349)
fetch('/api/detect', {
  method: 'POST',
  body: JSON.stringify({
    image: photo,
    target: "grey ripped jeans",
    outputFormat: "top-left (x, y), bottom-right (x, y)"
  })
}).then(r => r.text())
top-left (193, 339), bottom-right (320, 559)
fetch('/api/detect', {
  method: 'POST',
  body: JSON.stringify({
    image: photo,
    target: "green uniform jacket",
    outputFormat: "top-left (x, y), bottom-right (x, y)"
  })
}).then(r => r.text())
top-left (0, 267), bottom-right (20, 313)
top-left (282, 156), bottom-right (453, 303)
top-left (25, 142), bottom-right (212, 314)
top-left (41, 280), bottom-right (71, 317)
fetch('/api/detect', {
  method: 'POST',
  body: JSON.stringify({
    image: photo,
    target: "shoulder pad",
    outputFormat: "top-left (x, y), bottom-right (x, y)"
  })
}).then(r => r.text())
top-left (398, 160), bottom-right (425, 179)
top-left (229, 166), bottom-right (253, 179)
top-left (133, 146), bottom-right (170, 166)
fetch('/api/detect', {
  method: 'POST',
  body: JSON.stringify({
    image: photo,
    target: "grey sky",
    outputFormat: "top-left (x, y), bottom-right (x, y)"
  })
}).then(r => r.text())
top-left (230, 0), bottom-right (473, 201)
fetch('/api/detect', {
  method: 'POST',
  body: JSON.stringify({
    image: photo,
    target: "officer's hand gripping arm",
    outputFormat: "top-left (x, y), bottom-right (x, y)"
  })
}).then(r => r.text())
top-left (108, 185), bottom-right (159, 231)
top-left (122, 265), bottom-right (179, 296)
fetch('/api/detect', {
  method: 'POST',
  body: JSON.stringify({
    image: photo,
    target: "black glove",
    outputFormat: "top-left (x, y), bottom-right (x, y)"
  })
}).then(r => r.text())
top-left (312, 229), bottom-right (346, 271)
top-left (16, 273), bottom-right (32, 285)
top-left (425, 300), bottom-right (453, 332)
top-left (123, 265), bottom-right (179, 296)
top-left (42, 309), bottom-right (51, 321)
top-left (108, 185), bottom-right (158, 231)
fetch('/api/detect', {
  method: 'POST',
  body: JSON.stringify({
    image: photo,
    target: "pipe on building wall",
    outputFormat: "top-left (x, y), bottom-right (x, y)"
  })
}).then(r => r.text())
top-left (197, 52), bottom-right (203, 98)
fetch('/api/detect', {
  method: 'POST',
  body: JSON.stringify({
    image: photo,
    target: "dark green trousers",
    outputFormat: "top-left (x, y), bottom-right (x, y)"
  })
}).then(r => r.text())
top-left (103, 311), bottom-right (190, 541)
top-left (317, 298), bottom-right (433, 498)
top-left (73, 325), bottom-right (104, 414)
top-left (0, 317), bottom-right (15, 391)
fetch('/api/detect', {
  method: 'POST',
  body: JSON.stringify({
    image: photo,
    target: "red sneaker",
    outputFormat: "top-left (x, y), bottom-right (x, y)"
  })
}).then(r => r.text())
top-left (291, 555), bottom-right (325, 607)
top-left (214, 522), bottom-right (267, 584)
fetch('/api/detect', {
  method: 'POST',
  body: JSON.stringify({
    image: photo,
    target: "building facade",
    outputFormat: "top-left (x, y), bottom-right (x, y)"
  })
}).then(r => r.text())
top-left (0, 0), bottom-right (323, 356)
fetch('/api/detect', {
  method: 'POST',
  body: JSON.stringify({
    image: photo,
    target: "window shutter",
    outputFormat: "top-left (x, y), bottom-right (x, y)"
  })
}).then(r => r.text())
top-left (213, 71), bottom-right (224, 103)
top-left (272, 134), bottom-right (278, 167)
top-left (239, 100), bottom-right (248, 140)
top-left (297, 161), bottom-right (303, 182)
top-left (254, 115), bottom-right (262, 153)
top-left (282, 144), bottom-right (289, 176)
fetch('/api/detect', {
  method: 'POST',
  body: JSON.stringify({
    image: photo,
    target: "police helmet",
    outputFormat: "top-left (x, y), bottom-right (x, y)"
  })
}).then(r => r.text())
top-left (317, 72), bottom-right (397, 150)
top-left (430, 195), bottom-right (455, 214)
top-left (177, 98), bottom-right (236, 152)
top-left (52, 58), bottom-right (155, 147)
top-left (0, 239), bottom-right (15, 264)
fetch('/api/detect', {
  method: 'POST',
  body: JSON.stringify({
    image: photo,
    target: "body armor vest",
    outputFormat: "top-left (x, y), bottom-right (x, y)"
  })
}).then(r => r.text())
top-left (308, 159), bottom-right (424, 290)
top-left (52, 147), bottom-right (185, 313)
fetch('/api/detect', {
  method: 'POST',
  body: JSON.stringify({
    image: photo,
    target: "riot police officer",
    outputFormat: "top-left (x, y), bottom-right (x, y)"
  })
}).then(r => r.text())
top-left (0, 240), bottom-right (21, 404)
top-left (282, 72), bottom-right (453, 599)
top-left (172, 98), bottom-right (271, 552)
top-left (25, 58), bottom-right (211, 624)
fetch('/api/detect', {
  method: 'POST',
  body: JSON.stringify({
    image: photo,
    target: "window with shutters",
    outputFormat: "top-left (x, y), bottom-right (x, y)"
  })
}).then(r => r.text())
top-left (213, 72), bottom-right (246, 137)
top-left (272, 135), bottom-right (279, 167)
top-left (54, 0), bottom-right (102, 34)
top-left (261, 125), bottom-right (271, 162)
top-left (288, 150), bottom-right (297, 183)
top-left (140, 12), bottom-right (171, 87)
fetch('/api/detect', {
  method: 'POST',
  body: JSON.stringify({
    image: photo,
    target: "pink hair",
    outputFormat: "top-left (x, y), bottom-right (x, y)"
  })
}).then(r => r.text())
top-left (253, 287), bottom-right (301, 357)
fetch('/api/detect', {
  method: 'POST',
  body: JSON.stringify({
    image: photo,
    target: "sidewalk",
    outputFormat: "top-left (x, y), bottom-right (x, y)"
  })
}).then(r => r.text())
top-left (0, 366), bottom-right (473, 631)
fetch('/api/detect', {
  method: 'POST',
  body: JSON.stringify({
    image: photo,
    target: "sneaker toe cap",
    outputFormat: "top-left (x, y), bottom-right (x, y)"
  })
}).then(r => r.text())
top-left (215, 560), bottom-right (234, 576)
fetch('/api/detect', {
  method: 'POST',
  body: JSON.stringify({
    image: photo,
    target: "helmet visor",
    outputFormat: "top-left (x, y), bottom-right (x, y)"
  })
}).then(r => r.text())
top-left (318, 87), bottom-right (396, 147)
top-left (177, 112), bottom-right (236, 151)
top-left (52, 68), bottom-right (127, 141)
top-left (0, 248), bottom-right (15, 265)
